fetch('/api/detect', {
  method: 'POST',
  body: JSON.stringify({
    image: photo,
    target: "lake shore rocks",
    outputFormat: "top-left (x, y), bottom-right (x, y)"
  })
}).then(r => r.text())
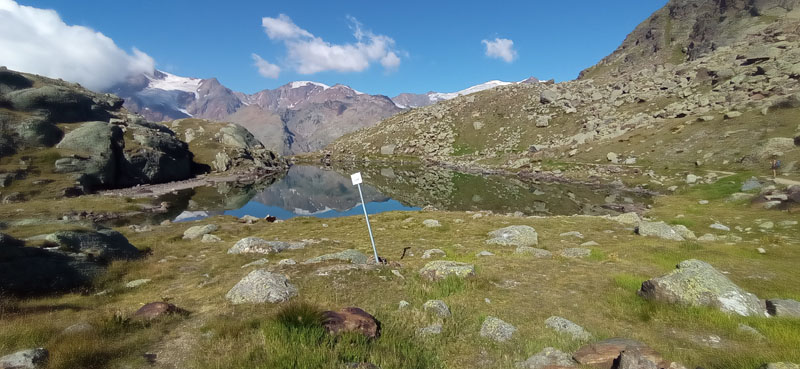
top-left (639, 259), bottom-right (766, 316)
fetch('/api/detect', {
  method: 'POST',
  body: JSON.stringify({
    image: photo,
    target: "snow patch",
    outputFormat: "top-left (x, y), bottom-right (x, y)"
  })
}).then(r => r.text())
top-left (289, 81), bottom-right (330, 89)
top-left (146, 70), bottom-right (202, 98)
top-left (429, 80), bottom-right (513, 101)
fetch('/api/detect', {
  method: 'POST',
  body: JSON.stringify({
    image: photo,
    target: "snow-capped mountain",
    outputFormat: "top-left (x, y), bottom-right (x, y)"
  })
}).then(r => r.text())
top-left (391, 77), bottom-right (542, 109)
top-left (109, 71), bottom-right (400, 154)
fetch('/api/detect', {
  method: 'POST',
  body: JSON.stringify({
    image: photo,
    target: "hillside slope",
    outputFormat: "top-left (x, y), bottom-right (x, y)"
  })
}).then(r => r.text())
top-left (330, 0), bottom-right (800, 175)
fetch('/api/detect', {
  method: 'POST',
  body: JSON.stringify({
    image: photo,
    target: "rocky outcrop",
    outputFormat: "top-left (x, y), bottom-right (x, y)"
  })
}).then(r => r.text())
top-left (44, 229), bottom-right (140, 261)
top-left (639, 259), bottom-right (766, 316)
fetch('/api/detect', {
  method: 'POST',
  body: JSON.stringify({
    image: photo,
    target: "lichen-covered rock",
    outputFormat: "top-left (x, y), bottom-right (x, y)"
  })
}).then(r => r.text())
top-left (636, 221), bottom-right (684, 241)
top-left (422, 300), bottom-right (451, 318)
top-left (486, 225), bottom-right (538, 247)
top-left (304, 249), bottom-right (368, 264)
top-left (0, 348), bottom-right (48, 369)
top-left (228, 237), bottom-right (293, 254)
top-left (182, 224), bottom-right (219, 240)
top-left (515, 347), bottom-right (575, 369)
top-left (544, 316), bottom-right (592, 340)
top-left (225, 269), bottom-right (297, 304)
top-left (480, 316), bottom-right (516, 342)
top-left (419, 261), bottom-right (475, 281)
top-left (639, 259), bottom-right (766, 316)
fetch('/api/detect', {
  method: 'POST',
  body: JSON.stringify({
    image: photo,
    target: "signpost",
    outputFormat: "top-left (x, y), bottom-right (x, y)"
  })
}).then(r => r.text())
top-left (351, 172), bottom-right (379, 263)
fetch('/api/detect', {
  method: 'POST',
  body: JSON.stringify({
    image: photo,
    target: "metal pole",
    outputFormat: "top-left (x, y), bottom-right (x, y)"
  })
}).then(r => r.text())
top-left (357, 183), bottom-right (379, 263)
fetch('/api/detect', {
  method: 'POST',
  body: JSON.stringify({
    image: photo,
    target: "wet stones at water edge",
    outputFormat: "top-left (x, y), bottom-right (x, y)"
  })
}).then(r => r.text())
top-left (486, 225), bottom-right (538, 247)
top-left (418, 260), bottom-right (475, 281)
top-left (480, 316), bottom-right (516, 342)
top-left (639, 259), bottom-right (766, 316)
top-left (0, 348), bottom-right (49, 369)
top-left (322, 307), bottom-right (381, 339)
top-left (225, 269), bottom-right (297, 304)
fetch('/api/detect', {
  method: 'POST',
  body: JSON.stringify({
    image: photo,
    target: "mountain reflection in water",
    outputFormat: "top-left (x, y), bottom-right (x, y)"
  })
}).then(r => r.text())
top-left (168, 165), bottom-right (650, 222)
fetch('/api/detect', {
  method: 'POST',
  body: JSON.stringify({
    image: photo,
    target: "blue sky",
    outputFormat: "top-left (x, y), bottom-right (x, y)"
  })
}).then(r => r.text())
top-left (9, 0), bottom-right (667, 96)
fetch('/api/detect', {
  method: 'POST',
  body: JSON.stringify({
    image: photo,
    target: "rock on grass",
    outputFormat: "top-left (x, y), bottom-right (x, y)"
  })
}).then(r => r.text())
top-left (182, 224), bottom-right (218, 240)
top-left (515, 347), bottom-right (575, 369)
top-left (418, 261), bottom-right (475, 281)
top-left (544, 316), bottom-right (592, 340)
top-left (0, 348), bottom-right (48, 369)
top-left (480, 316), bottom-right (516, 342)
top-left (639, 259), bottom-right (766, 316)
top-left (225, 269), bottom-right (297, 304)
top-left (486, 225), bottom-right (538, 247)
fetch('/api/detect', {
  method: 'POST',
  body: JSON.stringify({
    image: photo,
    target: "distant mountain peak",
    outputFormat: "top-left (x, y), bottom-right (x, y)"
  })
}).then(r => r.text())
top-left (145, 70), bottom-right (203, 98)
top-left (288, 81), bottom-right (330, 89)
top-left (391, 78), bottom-right (543, 109)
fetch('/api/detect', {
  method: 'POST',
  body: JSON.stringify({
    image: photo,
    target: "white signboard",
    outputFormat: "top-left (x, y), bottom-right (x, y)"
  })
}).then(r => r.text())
top-left (351, 172), bottom-right (363, 186)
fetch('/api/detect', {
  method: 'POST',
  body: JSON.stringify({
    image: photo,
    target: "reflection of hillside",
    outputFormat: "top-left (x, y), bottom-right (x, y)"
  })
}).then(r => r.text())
top-left (252, 166), bottom-right (389, 213)
top-left (335, 165), bottom-right (649, 216)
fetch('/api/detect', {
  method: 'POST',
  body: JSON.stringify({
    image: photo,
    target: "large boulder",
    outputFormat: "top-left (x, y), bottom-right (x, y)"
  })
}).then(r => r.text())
top-left (419, 261), bottom-right (475, 281)
top-left (227, 237), bottom-right (299, 255)
top-left (480, 316), bottom-right (516, 342)
top-left (636, 221), bottom-right (684, 241)
top-left (322, 307), bottom-right (381, 339)
top-left (225, 269), bottom-right (297, 304)
top-left (5, 85), bottom-right (113, 122)
top-left (55, 121), bottom-right (122, 187)
top-left (0, 348), bottom-right (48, 369)
top-left (45, 229), bottom-right (140, 261)
top-left (119, 123), bottom-right (193, 186)
top-left (182, 224), bottom-right (219, 240)
top-left (486, 225), bottom-right (539, 247)
top-left (766, 299), bottom-right (800, 317)
top-left (639, 260), bottom-right (766, 316)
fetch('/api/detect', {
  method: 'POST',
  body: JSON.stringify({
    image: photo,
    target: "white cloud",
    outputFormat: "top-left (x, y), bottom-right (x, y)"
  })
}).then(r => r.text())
top-left (260, 14), bottom-right (401, 74)
top-left (482, 38), bottom-right (517, 63)
top-left (251, 53), bottom-right (280, 78)
top-left (0, 0), bottom-right (155, 91)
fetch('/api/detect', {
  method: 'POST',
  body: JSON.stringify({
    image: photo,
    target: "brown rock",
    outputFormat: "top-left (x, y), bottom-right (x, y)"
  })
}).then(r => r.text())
top-left (322, 307), bottom-right (381, 339)
top-left (573, 338), bottom-right (662, 369)
top-left (133, 302), bottom-right (185, 321)
top-left (617, 348), bottom-right (658, 369)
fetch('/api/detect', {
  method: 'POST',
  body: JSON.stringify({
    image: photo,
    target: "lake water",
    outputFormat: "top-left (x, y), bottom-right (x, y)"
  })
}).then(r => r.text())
top-left (165, 165), bottom-right (650, 222)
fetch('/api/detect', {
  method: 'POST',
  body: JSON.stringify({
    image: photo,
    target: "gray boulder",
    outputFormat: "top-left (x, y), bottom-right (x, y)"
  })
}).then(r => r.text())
top-left (419, 261), bottom-right (475, 281)
top-left (515, 347), bottom-right (575, 369)
top-left (486, 225), bottom-right (538, 247)
top-left (639, 260), bottom-right (766, 316)
top-left (636, 221), bottom-right (684, 241)
top-left (421, 248), bottom-right (446, 259)
top-left (766, 299), bottom-right (800, 317)
top-left (44, 229), bottom-right (139, 261)
top-left (182, 224), bottom-right (219, 240)
top-left (0, 348), bottom-right (48, 369)
top-left (304, 249), bottom-right (368, 264)
top-left (480, 316), bottom-right (516, 342)
top-left (417, 323), bottom-right (443, 336)
top-left (55, 121), bottom-right (122, 187)
top-left (760, 363), bottom-right (800, 369)
top-left (544, 316), bottom-right (592, 340)
top-left (119, 123), bottom-right (192, 186)
top-left (225, 269), bottom-right (297, 304)
top-left (540, 90), bottom-right (558, 104)
top-left (227, 237), bottom-right (293, 255)
top-left (422, 300), bottom-right (451, 318)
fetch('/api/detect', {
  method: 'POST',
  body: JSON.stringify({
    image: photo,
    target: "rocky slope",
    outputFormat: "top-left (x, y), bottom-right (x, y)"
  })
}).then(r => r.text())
top-left (329, 0), bottom-right (800, 175)
top-left (0, 68), bottom-right (286, 200)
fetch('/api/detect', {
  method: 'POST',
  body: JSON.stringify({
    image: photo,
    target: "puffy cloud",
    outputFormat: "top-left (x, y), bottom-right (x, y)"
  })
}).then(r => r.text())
top-left (252, 53), bottom-right (280, 78)
top-left (482, 38), bottom-right (517, 63)
top-left (0, 0), bottom-right (155, 91)
top-left (260, 14), bottom-right (401, 74)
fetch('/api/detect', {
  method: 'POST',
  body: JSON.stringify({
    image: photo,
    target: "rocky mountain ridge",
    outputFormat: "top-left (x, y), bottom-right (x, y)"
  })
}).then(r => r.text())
top-left (330, 0), bottom-right (800, 176)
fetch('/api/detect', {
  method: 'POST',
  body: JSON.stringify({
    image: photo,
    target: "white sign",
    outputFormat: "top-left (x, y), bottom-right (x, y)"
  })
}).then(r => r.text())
top-left (351, 172), bottom-right (363, 186)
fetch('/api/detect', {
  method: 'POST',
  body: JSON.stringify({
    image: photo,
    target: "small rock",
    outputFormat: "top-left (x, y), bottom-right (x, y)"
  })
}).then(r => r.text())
top-left (421, 248), bottom-right (446, 259)
top-left (62, 322), bottom-right (94, 335)
top-left (757, 248), bottom-right (767, 254)
top-left (225, 269), bottom-right (297, 304)
top-left (559, 231), bottom-right (584, 239)
top-left (724, 111), bottom-right (742, 119)
top-left (278, 258), bottom-right (296, 265)
top-left (515, 347), bottom-right (575, 369)
top-left (322, 307), bottom-right (380, 338)
top-left (710, 223), bottom-right (731, 231)
top-left (239, 215), bottom-right (260, 224)
top-left (698, 234), bottom-right (718, 242)
top-left (760, 363), bottom-right (800, 369)
top-left (612, 212), bottom-right (641, 225)
top-left (698, 200), bottom-right (709, 205)
top-left (419, 261), bottom-right (475, 281)
top-left (766, 299), bottom-right (800, 317)
top-left (560, 248), bottom-right (591, 258)
top-left (514, 247), bottom-right (552, 258)
top-left (417, 323), bottom-right (443, 336)
top-left (544, 316), bottom-right (592, 340)
top-left (480, 316), bottom-right (516, 342)
top-left (759, 222), bottom-right (774, 229)
top-left (486, 225), bottom-right (538, 246)
top-left (637, 221), bottom-right (684, 241)
top-left (398, 300), bottom-right (410, 310)
top-left (573, 338), bottom-right (663, 369)
top-left (201, 234), bottom-right (221, 243)
top-left (304, 249), bottom-right (368, 264)
top-left (241, 258), bottom-right (269, 268)
top-left (580, 241), bottom-right (599, 247)
top-left (133, 302), bottom-right (185, 321)
top-left (476, 250), bottom-right (494, 256)
top-left (182, 224), bottom-right (218, 240)
top-left (228, 237), bottom-right (298, 255)
top-left (423, 219), bottom-right (441, 227)
top-left (422, 300), bottom-right (451, 318)
top-left (125, 279), bottom-right (151, 288)
top-left (685, 174), bottom-right (698, 184)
